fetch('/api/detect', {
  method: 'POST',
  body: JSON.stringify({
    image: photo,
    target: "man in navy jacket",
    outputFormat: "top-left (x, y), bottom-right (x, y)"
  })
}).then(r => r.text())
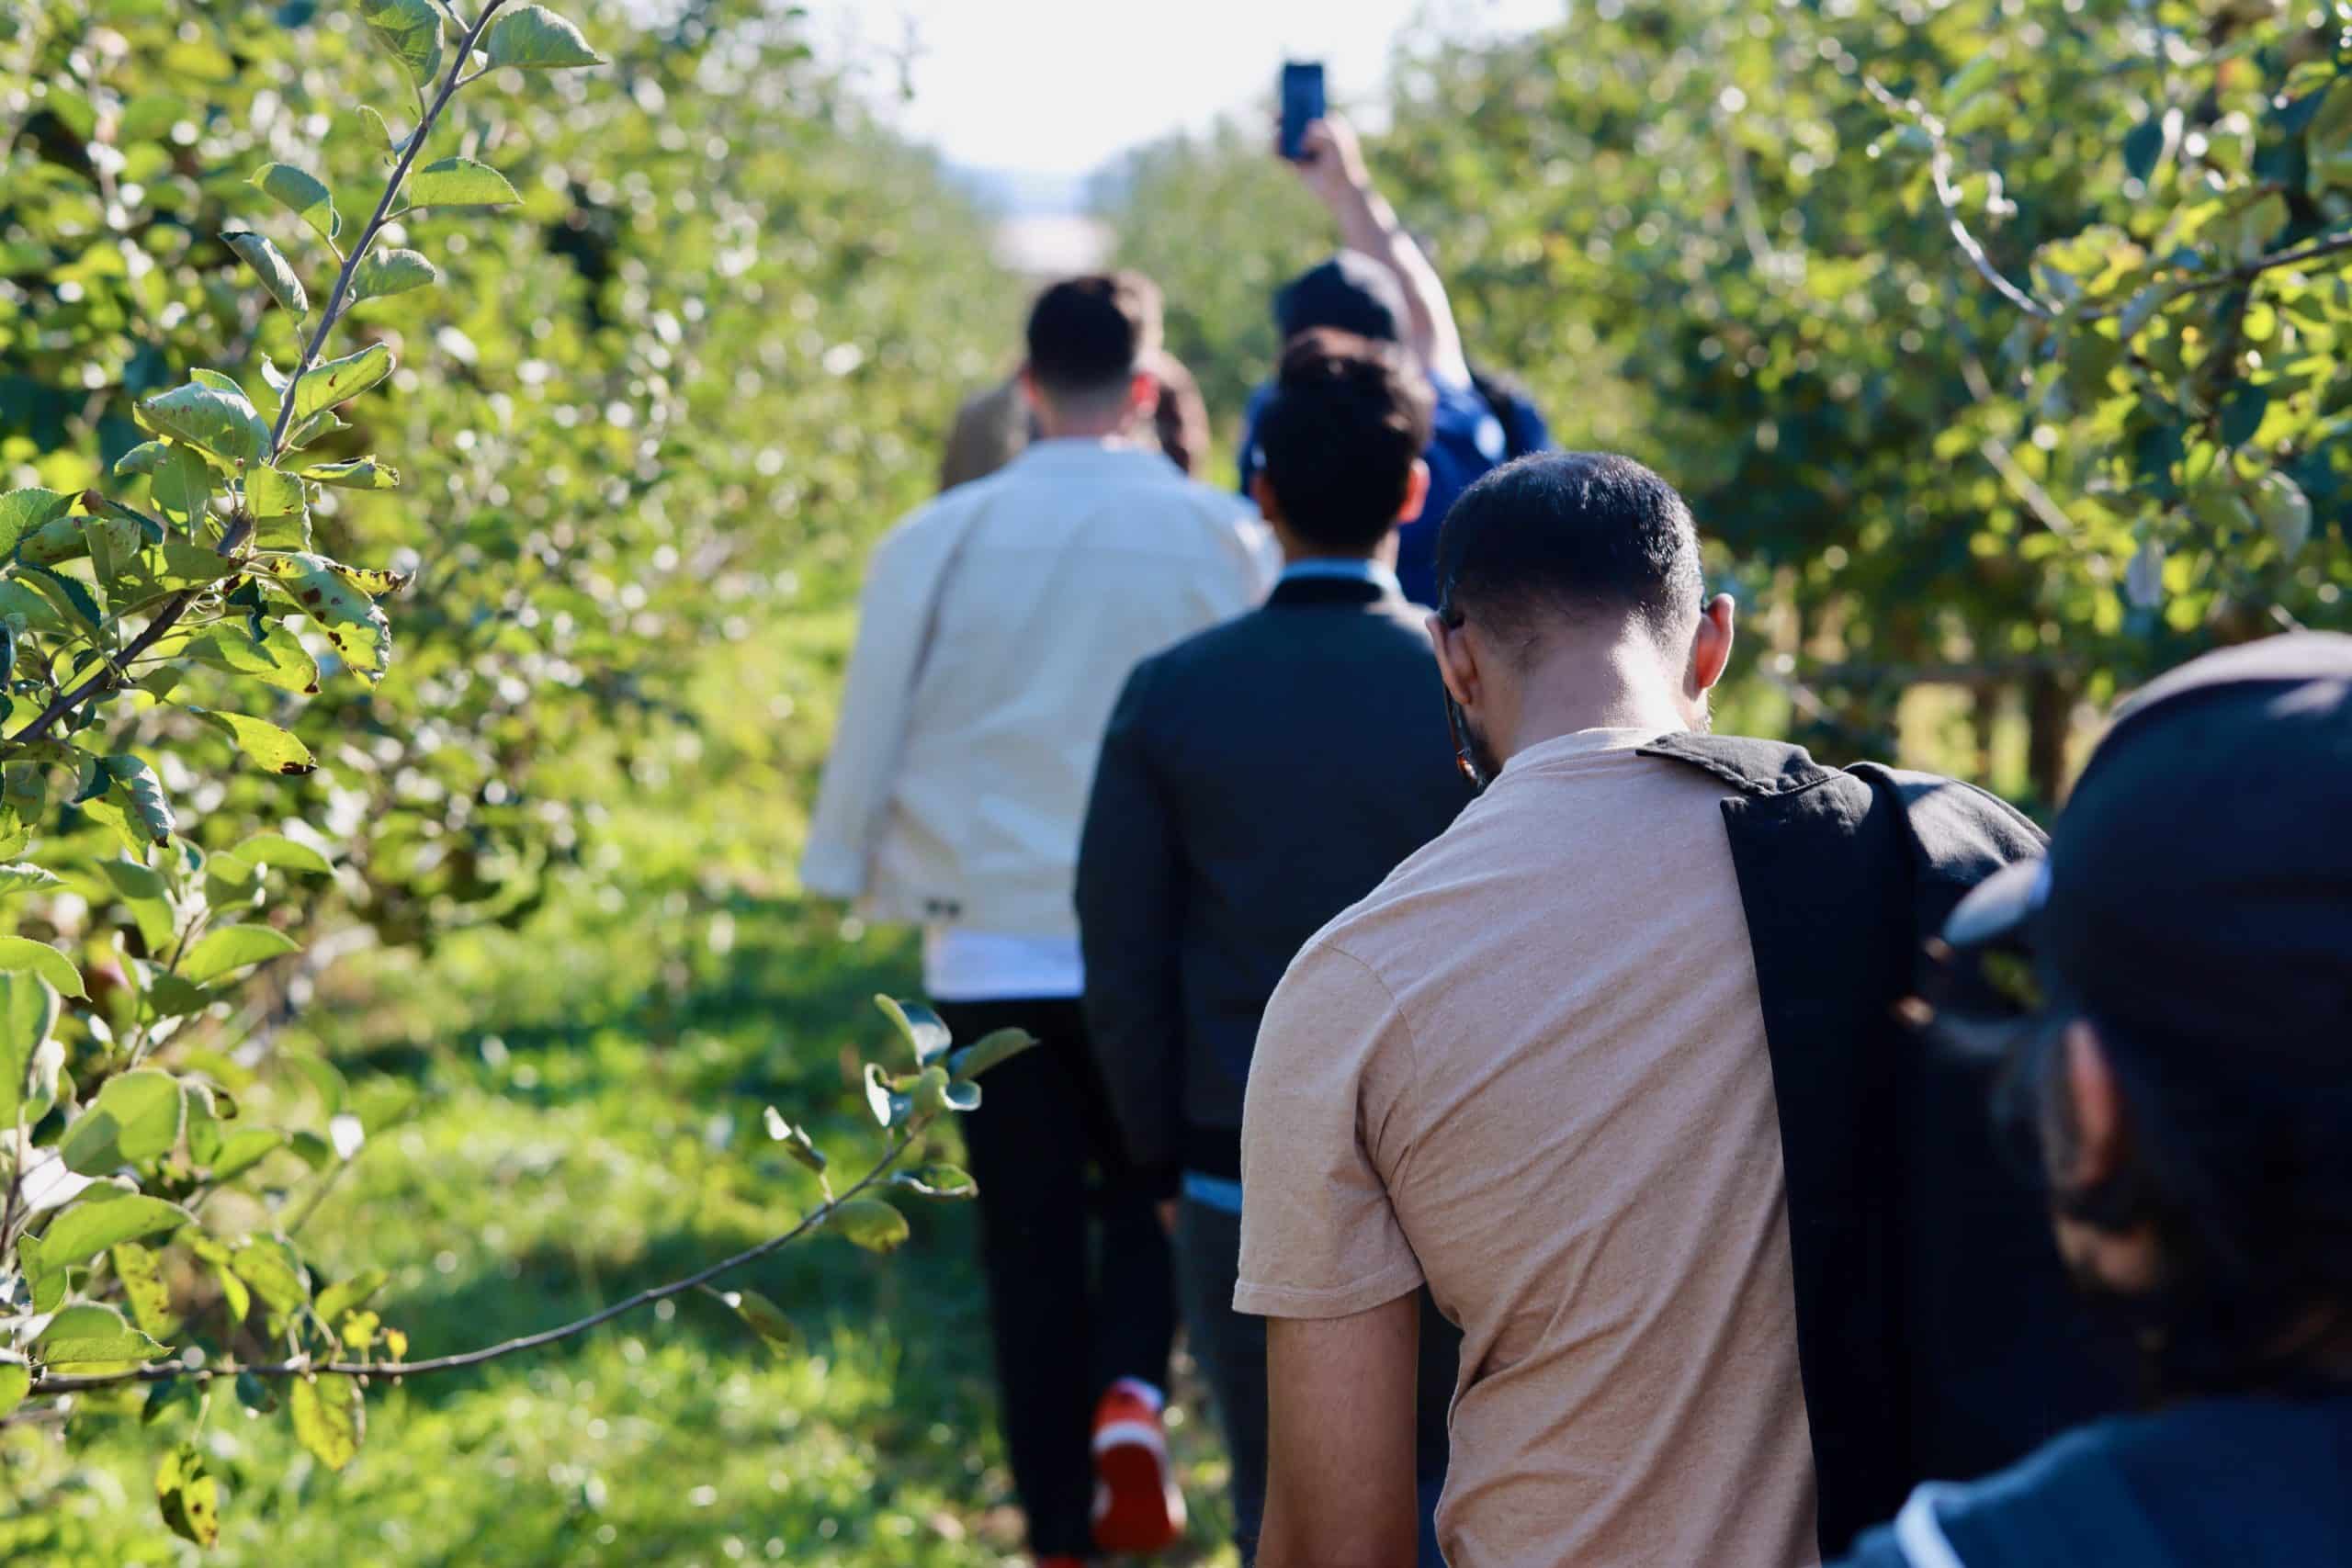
top-left (1078, 331), bottom-right (1471, 1564)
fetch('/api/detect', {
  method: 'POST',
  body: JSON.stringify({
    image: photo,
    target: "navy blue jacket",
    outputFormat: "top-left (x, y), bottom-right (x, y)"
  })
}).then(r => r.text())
top-left (1835, 1393), bottom-right (2352, 1567)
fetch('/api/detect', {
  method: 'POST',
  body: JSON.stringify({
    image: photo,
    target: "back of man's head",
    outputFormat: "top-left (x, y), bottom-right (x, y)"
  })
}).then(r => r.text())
top-left (1274, 253), bottom-right (1407, 344)
top-left (1434, 452), bottom-right (1704, 659)
top-left (1026, 272), bottom-right (1163, 419)
top-left (1256, 330), bottom-right (1434, 554)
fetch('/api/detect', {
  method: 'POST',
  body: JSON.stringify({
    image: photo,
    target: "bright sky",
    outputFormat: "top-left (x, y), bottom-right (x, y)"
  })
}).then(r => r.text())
top-left (818, 0), bottom-right (1564, 180)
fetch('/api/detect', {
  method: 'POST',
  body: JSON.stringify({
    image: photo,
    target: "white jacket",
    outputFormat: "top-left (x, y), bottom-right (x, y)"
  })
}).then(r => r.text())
top-left (801, 439), bottom-right (1275, 938)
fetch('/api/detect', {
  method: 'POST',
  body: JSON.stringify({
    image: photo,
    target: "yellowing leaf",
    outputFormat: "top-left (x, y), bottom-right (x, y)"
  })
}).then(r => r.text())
top-left (289, 1375), bottom-right (364, 1471)
top-left (290, 344), bottom-right (394, 421)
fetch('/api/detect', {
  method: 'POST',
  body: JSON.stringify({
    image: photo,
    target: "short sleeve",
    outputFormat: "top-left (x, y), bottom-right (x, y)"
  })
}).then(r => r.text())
top-left (1234, 942), bottom-right (1426, 1319)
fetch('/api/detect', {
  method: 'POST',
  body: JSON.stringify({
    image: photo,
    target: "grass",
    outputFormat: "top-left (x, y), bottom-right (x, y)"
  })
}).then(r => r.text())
top-left (0, 574), bottom-right (1244, 1567)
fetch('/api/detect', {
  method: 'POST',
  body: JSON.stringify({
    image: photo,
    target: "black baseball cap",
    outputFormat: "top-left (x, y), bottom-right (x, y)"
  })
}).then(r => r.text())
top-left (1945, 631), bottom-right (2352, 1069)
top-left (1275, 252), bottom-right (1407, 344)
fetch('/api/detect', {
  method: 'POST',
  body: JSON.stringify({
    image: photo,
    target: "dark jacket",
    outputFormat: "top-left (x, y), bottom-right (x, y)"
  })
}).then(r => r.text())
top-left (1642, 734), bottom-right (2132, 1560)
top-left (1834, 1393), bottom-right (2352, 1567)
top-left (1077, 572), bottom-right (1470, 1184)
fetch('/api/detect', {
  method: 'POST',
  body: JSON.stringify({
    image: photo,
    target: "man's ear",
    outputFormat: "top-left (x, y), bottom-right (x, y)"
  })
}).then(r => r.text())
top-left (1128, 367), bottom-right (1160, 418)
top-left (1689, 592), bottom-right (1736, 694)
top-left (2060, 1021), bottom-right (2126, 1188)
top-left (1250, 470), bottom-right (1283, 525)
top-left (1394, 458), bottom-right (1432, 525)
top-left (1426, 613), bottom-right (1479, 709)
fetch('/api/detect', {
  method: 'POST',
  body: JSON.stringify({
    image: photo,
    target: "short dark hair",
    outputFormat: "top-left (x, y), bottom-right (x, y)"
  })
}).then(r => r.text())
top-left (1433, 452), bottom-right (1703, 654)
top-left (1274, 253), bottom-right (1407, 343)
top-left (1256, 330), bottom-right (1434, 553)
top-left (1148, 350), bottom-right (1208, 476)
top-left (1026, 273), bottom-right (1162, 403)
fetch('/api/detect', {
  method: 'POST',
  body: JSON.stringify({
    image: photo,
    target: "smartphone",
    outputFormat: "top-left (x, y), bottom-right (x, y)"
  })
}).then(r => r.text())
top-left (1280, 62), bottom-right (1326, 162)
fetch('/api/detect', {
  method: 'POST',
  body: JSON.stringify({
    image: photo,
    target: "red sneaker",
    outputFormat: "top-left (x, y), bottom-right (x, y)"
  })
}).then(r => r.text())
top-left (1089, 1378), bottom-right (1184, 1554)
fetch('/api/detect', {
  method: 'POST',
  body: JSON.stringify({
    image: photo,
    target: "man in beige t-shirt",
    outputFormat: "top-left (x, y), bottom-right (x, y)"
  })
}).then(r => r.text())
top-left (1237, 453), bottom-right (1819, 1568)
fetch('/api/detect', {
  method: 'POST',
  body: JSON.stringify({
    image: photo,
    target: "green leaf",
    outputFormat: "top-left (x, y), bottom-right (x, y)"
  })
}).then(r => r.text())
top-left (0, 936), bottom-right (87, 999)
top-left (33, 1193), bottom-right (190, 1272)
top-left (946, 1027), bottom-right (1037, 1082)
top-left (155, 1441), bottom-right (220, 1547)
top-left (291, 344), bottom-right (395, 421)
top-left (246, 465), bottom-right (306, 519)
top-left (221, 230), bottom-right (309, 317)
top-left (247, 553), bottom-right (395, 681)
top-left (229, 1235), bottom-right (311, 1319)
top-left (861, 1061), bottom-right (910, 1129)
top-left (179, 924), bottom-right (300, 987)
top-left (2122, 112), bottom-right (2173, 184)
top-left (0, 970), bottom-right (62, 1128)
top-left (356, 105), bottom-right (411, 161)
top-left (352, 248), bottom-right (439, 302)
top-left (148, 445), bottom-right (213, 533)
top-left (230, 832), bottom-right (334, 875)
top-left (102, 756), bottom-right (177, 848)
top-left (720, 1288), bottom-right (799, 1356)
top-left (891, 1163), bottom-right (977, 1200)
top-left (114, 443), bottom-right (172, 478)
top-left (0, 489), bottom-right (75, 553)
top-left (17, 513), bottom-right (89, 565)
top-left (35, 1303), bottom-right (169, 1370)
top-left (0, 1355), bottom-right (28, 1419)
top-left (763, 1105), bottom-right (826, 1172)
top-left (250, 163), bottom-right (340, 247)
top-left (874, 994), bottom-right (952, 1066)
top-left (315, 1268), bottom-right (389, 1324)
top-left (289, 1373), bottom-right (364, 1471)
top-left (235, 1371), bottom-right (277, 1414)
top-left (282, 409), bottom-right (349, 452)
top-left (359, 0), bottom-right (445, 92)
top-left (0, 862), bottom-right (63, 897)
top-left (828, 1196), bottom-right (910, 1254)
top-left (209, 1126), bottom-right (285, 1179)
top-left (60, 1069), bottom-right (185, 1172)
top-left (115, 1241), bottom-right (183, 1341)
top-left (186, 623), bottom-right (321, 694)
top-left (139, 382), bottom-right (270, 467)
top-left (2252, 471), bottom-right (2312, 554)
top-left (484, 4), bottom-right (604, 69)
top-left (299, 457), bottom-right (400, 491)
top-left (184, 705), bottom-right (317, 776)
top-left (406, 157), bottom-right (521, 209)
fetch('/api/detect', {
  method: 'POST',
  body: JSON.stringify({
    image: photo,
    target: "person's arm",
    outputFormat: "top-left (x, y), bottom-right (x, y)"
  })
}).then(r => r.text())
top-left (1076, 661), bottom-right (1186, 1195)
top-left (1295, 115), bottom-right (1473, 388)
top-left (798, 522), bottom-right (938, 899)
top-left (1259, 1294), bottom-right (1422, 1568)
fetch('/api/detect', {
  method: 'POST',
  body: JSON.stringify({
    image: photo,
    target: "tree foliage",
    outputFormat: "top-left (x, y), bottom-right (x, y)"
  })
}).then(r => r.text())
top-left (1106, 0), bottom-right (2351, 800)
top-left (1, 0), bottom-right (1014, 1546)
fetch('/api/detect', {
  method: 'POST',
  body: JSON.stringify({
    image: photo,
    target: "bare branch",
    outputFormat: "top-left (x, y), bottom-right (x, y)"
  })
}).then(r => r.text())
top-left (28, 1125), bottom-right (919, 1396)
top-left (1864, 76), bottom-right (2056, 320)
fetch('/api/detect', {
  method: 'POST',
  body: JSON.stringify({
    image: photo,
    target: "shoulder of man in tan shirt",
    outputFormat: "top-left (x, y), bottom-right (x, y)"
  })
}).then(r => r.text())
top-left (1237, 727), bottom-right (1821, 1568)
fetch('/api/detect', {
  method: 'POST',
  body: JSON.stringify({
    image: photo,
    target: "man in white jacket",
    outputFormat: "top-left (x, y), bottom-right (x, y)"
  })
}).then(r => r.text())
top-left (802, 273), bottom-right (1274, 1567)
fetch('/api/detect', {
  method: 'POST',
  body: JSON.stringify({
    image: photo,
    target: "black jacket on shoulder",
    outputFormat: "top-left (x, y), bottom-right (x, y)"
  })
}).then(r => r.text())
top-left (1640, 733), bottom-right (2131, 1560)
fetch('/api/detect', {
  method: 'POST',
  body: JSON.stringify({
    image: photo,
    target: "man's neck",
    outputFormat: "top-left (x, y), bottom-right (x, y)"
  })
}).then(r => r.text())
top-left (1273, 527), bottom-right (1398, 570)
top-left (1500, 636), bottom-right (1693, 761)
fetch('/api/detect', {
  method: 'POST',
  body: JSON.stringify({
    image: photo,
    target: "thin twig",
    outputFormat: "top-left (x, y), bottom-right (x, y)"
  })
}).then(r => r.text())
top-left (1862, 76), bottom-right (2055, 319)
top-left (28, 1129), bottom-right (917, 1394)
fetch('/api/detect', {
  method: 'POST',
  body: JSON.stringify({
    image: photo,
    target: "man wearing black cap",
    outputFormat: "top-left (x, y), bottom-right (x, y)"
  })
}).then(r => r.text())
top-left (1836, 631), bottom-right (2352, 1568)
top-left (1237, 114), bottom-right (1550, 604)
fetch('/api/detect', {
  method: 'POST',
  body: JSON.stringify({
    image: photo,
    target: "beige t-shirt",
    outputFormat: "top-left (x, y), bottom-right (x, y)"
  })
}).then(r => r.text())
top-left (1236, 728), bottom-right (1820, 1568)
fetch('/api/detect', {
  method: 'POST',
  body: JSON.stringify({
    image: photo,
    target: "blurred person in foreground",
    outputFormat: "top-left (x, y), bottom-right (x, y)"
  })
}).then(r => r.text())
top-left (1235, 113), bottom-right (1549, 604)
top-left (804, 274), bottom-right (1274, 1566)
top-left (1077, 331), bottom-right (1470, 1565)
top-left (1836, 632), bottom-right (2352, 1568)
top-left (1238, 453), bottom-right (2121, 1568)
top-left (942, 349), bottom-right (1211, 490)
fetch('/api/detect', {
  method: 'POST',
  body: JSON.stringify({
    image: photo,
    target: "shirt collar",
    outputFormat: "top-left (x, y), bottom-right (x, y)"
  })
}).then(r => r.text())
top-left (1277, 558), bottom-right (1402, 596)
top-left (1005, 436), bottom-right (1181, 479)
top-left (1497, 727), bottom-right (1673, 779)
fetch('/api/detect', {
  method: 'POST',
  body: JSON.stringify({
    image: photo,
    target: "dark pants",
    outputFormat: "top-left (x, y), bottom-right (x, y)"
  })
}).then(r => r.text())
top-left (1174, 1195), bottom-right (1457, 1567)
top-left (934, 998), bottom-right (1178, 1559)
